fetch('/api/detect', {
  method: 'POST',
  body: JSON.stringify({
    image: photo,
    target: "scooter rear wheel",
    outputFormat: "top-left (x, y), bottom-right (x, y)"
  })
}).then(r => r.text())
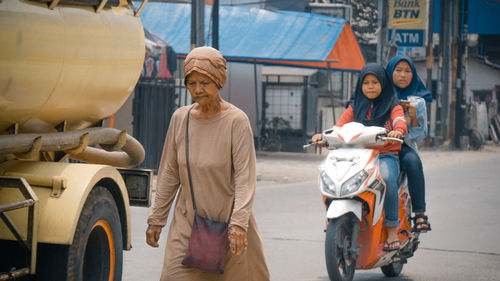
top-left (381, 262), bottom-right (403, 277)
top-left (325, 214), bottom-right (356, 281)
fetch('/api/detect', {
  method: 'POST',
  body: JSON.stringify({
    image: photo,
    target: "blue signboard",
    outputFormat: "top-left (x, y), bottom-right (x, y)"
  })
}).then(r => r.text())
top-left (388, 29), bottom-right (424, 47)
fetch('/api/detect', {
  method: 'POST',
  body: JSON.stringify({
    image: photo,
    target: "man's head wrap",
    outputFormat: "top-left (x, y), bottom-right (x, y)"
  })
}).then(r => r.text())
top-left (183, 46), bottom-right (227, 88)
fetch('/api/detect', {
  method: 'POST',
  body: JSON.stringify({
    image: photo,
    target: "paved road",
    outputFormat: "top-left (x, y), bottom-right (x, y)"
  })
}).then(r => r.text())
top-left (123, 148), bottom-right (500, 281)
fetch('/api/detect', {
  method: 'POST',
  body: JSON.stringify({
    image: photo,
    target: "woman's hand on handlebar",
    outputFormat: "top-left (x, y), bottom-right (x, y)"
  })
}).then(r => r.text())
top-left (312, 133), bottom-right (325, 147)
top-left (386, 130), bottom-right (403, 145)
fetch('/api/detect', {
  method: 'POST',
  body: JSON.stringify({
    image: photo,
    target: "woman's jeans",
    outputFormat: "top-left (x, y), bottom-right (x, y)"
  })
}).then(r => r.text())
top-left (379, 153), bottom-right (400, 228)
top-left (399, 143), bottom-right (426, 213)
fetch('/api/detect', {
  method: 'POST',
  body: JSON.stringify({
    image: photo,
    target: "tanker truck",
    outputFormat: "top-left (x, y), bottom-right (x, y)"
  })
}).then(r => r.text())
top-left (0, 0), bottom-right (152, 280)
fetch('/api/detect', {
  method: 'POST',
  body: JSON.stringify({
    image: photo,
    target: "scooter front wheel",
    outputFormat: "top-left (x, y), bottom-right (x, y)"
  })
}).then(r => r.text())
top-left (325, 214), bottom-right (357, 281)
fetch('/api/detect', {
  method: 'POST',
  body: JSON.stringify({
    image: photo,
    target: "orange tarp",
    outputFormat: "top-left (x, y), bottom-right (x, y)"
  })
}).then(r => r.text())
top-left (238, 24), bottom-right (365, 71)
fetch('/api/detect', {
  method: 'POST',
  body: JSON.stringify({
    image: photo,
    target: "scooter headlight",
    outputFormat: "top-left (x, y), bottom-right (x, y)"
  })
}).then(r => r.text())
top-left (320, 171), bottom-right (336, 196)
top-left (340, 170), bottom-right (368, 196)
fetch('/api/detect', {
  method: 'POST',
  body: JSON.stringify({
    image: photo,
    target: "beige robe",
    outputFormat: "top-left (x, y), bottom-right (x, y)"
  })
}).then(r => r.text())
top-left (147, 104), bottom-right (270, 281)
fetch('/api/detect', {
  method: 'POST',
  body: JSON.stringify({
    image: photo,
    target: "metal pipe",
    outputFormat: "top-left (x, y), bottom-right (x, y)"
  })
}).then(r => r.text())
top-left (71, 134), bottom-right (145, 168)
top-left (0, 267), bottom-right (30, 281)
top-left (0, 128), bottom-right (126, 154)
top-left (0, 199), bottom-right (35, 213)
top-left (96, 0), bottom-right (108, 13)
top-left (0, 128), bottom-right (145, 168)
top-left (134, 0), bottom-right (149, 17)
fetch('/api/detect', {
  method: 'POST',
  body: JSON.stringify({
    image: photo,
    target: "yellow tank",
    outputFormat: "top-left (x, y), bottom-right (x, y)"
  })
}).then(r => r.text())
top-left (0, 0), bottom-right (145, 133)
top-left (0, 1), bottom-right (150, 280)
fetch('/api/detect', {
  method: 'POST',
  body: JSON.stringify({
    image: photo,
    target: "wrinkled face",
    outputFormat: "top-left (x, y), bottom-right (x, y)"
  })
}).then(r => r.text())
top-left (392, 60), bottom-right (413, 89)
top-left (362, 74), bottom-right (382, 100)
top-left (186, 71), bottom-right (220, 106)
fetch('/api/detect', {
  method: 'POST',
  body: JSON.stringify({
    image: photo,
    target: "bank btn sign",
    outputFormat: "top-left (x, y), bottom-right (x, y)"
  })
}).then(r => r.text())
top-left (388, 0), bottom-right (427, 47)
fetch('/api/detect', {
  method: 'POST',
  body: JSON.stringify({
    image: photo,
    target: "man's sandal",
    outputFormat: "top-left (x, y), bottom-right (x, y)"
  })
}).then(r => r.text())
top-left (383, 239), bottom-right (401, 252)
top-left (412, 214), bottom-right (431, 233)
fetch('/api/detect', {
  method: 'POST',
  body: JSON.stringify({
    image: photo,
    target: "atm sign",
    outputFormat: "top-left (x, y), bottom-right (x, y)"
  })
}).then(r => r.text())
top-left (388, 29), bottom-right (424, 47)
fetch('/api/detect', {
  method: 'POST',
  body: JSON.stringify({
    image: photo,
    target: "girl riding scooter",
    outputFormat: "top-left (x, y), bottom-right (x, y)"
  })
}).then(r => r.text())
top-left (312, 63), bottom-right (407, 251)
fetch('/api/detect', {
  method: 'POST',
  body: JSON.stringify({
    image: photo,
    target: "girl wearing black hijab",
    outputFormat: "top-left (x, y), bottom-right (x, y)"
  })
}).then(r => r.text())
top-left (312, 63), bottom-right (407, 251)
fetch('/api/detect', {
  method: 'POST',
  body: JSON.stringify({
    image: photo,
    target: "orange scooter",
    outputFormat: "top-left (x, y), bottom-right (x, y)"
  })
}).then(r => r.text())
top-left (305, 122), bottom-right (420, 281)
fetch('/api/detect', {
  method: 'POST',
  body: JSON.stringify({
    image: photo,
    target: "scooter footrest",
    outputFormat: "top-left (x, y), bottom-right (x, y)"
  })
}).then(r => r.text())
top-left (392, 255), bottom-right (408, 264)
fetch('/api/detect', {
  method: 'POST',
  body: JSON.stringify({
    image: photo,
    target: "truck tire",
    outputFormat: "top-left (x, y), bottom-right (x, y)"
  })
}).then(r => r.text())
top-left (66, 186), bottom-right (123, 281)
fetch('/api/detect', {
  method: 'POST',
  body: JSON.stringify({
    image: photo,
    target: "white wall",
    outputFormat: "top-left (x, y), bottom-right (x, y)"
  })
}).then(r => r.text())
top-left (220, 62), bottom-right (262, 135)
top-left (466, 58), bottom-right (500, 101)
top-left (413, 61), bottom-right (428, 84)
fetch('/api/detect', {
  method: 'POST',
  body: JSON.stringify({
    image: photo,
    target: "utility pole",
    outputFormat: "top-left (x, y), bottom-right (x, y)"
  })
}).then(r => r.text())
top-left (426, 0), bottom-right (434, 143)
top-left (376, 0), bottom-right (384, 64)
top-left (454, 0), bottom-right (468, 148)
top-left (425, 0), bottom-right (434, 93)
top-left (438, 0), bottom-right (451, 142)
top-left (191, 0), bottom-right (204, 49)
top-left (450, 0), bottom-right (460, 143)
top-left (211, 0), bottom-right (219, 49)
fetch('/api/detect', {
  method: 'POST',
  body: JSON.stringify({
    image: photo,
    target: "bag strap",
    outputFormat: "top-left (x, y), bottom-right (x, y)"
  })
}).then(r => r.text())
top-left (185, 105), bottom-right (234, 223)
top-left (185, 106), bottom-right (197, 212)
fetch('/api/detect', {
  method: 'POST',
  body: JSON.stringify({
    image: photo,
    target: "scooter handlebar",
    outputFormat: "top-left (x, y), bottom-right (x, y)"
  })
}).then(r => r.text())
top-left (376, 135), bottom-right (404, 143)
top-left (303, 138), bottom-right (328, 149)
top-left (303, 142), bottom-right (314, 149)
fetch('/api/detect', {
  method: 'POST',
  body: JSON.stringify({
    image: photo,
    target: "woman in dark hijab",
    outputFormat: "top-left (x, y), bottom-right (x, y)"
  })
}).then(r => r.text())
top-left (351, 63), bottom-right (402, 126)
top-left (312, 63), bottom-right (407, 251)
top-left (386, 55), bottom-right (432, 103)
top-left (387, 55), bottom-right (432, 233)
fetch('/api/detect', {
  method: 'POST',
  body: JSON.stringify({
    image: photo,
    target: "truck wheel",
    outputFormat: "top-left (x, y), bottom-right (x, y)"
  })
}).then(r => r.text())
top-left (325, 214), bottom-right (356, 281)
top-left (67, 186), bottom-right (123, 281)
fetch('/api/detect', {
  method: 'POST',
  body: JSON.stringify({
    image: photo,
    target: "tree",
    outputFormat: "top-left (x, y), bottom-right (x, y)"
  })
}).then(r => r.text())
top-left (334, 0), bottom-right (379, 62)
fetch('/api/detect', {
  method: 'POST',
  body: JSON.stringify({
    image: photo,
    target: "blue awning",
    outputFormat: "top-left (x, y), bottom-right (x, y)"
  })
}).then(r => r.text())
top-left (136, 2), bottom-right (365, 71)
